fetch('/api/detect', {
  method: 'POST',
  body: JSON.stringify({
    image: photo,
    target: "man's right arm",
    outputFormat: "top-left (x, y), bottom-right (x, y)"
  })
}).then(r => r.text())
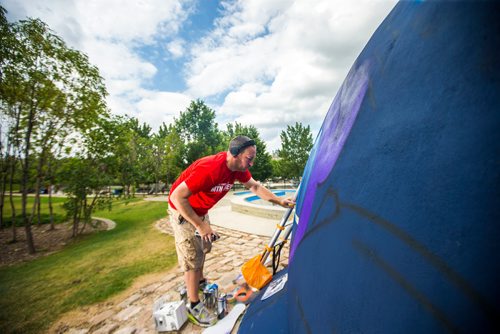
top-left (169, 181), bottom-right (215, 242)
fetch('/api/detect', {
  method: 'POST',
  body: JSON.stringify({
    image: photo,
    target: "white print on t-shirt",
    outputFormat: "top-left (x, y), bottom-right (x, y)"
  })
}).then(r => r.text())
top-left (210, 183), bottom-right (233, 192)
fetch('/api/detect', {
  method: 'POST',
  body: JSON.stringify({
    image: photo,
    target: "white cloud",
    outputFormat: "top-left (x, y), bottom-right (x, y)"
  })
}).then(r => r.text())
top-left (185, 0), bottom-right (397, 150)
top-left (1, 0), bottom-right (84, 47)
top-left (74, 0), bottom-right (193, 128)
top-left (136, 91), bottom-right (192, 129)
top-left (107, 89), bottom-right (192, 132)
top-left (166, 39), bottom-right (186, 59)
top-left (84, 39), bottom-right (157, 81)
top-left (75, 0), bottom-right (188, 44)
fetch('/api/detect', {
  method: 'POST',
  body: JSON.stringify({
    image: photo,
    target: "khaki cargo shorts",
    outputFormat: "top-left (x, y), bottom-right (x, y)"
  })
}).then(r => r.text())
top-left (168, 208), bottom-right (212, 272)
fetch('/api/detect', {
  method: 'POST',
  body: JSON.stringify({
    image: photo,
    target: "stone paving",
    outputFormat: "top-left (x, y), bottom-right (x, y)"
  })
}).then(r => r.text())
top-left (50, 217), bottom-right (289, 334)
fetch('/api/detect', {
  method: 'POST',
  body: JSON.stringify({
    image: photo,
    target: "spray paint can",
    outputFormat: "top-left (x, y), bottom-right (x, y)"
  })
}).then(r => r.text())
top-left (217, 293), bottom-right (228, 319)
top-left (179, 287), bottom-right (187, 303)
top-left (209, 283), bottom-right (219, 309)
top-left (203, 287), bottom-right (213, 309)
top-left (209, 283), bottom-right (218, 302)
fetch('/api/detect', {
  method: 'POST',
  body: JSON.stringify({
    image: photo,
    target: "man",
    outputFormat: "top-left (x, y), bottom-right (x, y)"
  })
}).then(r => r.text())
top-left (168, 135), bottom-right (294, 327)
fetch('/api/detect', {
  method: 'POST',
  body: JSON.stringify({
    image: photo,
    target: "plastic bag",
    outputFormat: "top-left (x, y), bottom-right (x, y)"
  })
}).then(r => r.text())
top-left (241, 254), bottom-right (272, 290)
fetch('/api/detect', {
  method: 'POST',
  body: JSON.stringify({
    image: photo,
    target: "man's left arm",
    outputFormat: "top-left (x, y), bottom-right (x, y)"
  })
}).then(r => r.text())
top-left (243, 177), bottom-right (295, 208)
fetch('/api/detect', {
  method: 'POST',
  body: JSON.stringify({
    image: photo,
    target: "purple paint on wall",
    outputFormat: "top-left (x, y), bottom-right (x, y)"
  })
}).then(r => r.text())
top-left (290, 61), bottom-right (371, 260)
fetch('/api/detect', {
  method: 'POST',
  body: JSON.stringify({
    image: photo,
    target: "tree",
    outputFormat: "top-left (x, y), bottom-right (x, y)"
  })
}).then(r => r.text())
top-left (152, 123), bottom-right (184, 191)
top-left (163, 129), bottom-right (184, 186)
top-left (271, 157), bottom-right (286, 181)
top-left (58, 114), bottom-right (114, 237)
top-left (276, 122), bottom-right (313, 181)
top-left (174, 99), bottom-right (220, 167)
top-left (128, 118), bottom-right (157, 192)
top-left (0, 6), bottom-right (23, 237)
top-left (222, 122), bottom-right (273, 181)
top-left (0, 13), bottom-right (108, 252)
top-left (113, 117), bottom-right (141, 196)
top-left (58, 157), bottom-right (113, 237)
top-left (129, 117), bottom-right (152, 139)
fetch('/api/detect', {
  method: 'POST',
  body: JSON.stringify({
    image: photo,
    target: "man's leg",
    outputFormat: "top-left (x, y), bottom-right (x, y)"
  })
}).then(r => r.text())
top-left (198, 214), bottom-right (211, 287)
top-left (186, 269), bottom-right (202, 303)
top-left (199, 264), bottom-right (206, 287)
top-left (169, 209), bottom-right (216, 326)
top-left (185, 262), bottom-right (217, 327)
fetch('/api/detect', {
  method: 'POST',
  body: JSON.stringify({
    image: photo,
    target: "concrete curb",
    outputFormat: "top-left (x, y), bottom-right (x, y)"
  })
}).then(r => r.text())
top-left (92, 217), bottom-right (117, 231)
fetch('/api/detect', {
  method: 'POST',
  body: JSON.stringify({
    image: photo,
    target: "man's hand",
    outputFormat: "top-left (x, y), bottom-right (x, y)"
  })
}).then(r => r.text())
top-left (280, 197), bottom-right (296, 209)
top-left (196, 222), bottom-right (219, 243)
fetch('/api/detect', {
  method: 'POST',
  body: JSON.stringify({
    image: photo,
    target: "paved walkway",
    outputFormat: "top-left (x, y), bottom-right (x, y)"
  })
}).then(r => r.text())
top-left (50, 196), bottom-right (290, 334)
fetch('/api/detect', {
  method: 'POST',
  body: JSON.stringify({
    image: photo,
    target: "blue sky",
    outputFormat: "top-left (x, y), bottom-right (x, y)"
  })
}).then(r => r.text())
top-left (1, 0), bottom-right (397, 151)
top-left (145, 1), bottom-right (221, 93)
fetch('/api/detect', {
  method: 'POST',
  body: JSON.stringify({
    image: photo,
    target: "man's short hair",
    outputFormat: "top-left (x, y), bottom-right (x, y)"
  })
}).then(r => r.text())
top-left (229, 135), bottom-right (256, 157)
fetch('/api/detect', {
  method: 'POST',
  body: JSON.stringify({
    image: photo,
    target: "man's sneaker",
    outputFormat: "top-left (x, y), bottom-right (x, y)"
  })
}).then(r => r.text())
top-left (187, 302), bottom-right (217, 327)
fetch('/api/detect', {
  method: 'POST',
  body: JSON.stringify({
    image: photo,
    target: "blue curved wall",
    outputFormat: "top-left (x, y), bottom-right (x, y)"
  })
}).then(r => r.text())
top-left (240, 1), bottom-right (499, 333)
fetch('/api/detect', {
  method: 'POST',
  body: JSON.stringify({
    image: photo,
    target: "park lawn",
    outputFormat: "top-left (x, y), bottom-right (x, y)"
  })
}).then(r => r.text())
top-left (1, 195), bottom-right (68, 226)
top-left (0, 198), bottom-right (176, 334)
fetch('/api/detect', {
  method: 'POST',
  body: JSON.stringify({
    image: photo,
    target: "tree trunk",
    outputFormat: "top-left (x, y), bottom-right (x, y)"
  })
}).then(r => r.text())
top-left (79, 197), bottom-right (89, 235)
top-left (154, 177), bottom-right (159, 195)
top-left (22, 99), bottom-right (36, 254)
top-left (30, 153), bottom-right (45, 226)
top-left (0, 136), bottom-right (10, 229)
top-left (48, 183), bottom-right (54, 230)
top-left (0, 126), bottom-right (5, 229)
top-left (22, 191), bottom-right (36, 254)
top-left (0, 172), bottom-right (6, 229)
top-left (8, 106), bottom-right (22, 242)
top-left (29, 192), bottom-right (40, 226)
top-left (37, 195), bottom-right (41, 226)
top-left (47, 157), bottom-right (55, 230)
top-left (72, 198), bottom-right (81, 238)
top-left (8, 160), bottom-right (18, 243)
top-left (72, 208), bottom-right (78, 238)
top-left (38, 151), bottom-right (48, 226)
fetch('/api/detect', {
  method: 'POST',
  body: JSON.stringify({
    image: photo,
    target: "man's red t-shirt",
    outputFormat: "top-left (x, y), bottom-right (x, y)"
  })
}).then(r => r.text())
top-left (168, 152), bottom-right (252, 216)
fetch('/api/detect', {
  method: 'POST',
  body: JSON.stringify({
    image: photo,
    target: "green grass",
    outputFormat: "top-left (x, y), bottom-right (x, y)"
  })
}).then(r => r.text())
top-left (0, 198), bottom-right (176, 334)
top-left (1, 195), bottom-right (68, 227)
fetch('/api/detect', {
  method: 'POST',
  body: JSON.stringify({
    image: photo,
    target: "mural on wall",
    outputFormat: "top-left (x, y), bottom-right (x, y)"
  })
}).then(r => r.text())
top-left (239, 1), bottom-right (500, 333)
top-left (290, 60), bottom-right (371, 261)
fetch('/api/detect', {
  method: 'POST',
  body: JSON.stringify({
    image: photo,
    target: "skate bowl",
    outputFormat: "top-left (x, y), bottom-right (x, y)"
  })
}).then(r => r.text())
top-left (230, 189), bottom-right (296, 220)
top-left (239, 1), bottom-right (500, 333)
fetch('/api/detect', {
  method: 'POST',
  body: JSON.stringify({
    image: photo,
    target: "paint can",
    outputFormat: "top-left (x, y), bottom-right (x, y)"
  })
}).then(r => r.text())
top-left (209, 283), bottom-right (218, 302)
top-left (179, 287), bottom-right (187, 303)
top-left (226, 293), bottom-right (236, 304)
top-left (217, 293), bottom-right (227, 319)
top-left (203, 287), bottom-right (213, 309)
top-left (204, 283), bottom-right (218, 310)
